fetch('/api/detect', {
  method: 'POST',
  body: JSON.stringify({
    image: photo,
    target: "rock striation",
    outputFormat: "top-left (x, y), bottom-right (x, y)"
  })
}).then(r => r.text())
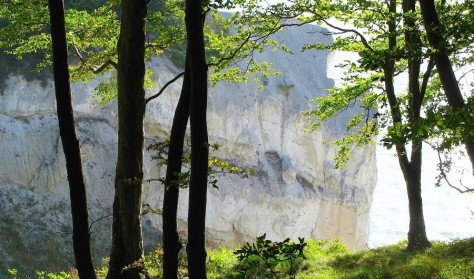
top-left (0, 23), bottom-right (376, 275)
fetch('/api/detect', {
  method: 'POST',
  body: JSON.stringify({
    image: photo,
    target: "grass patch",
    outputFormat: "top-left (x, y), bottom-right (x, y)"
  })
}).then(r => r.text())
top-left (328, 238), bottom-right (474, 279)
top-left (6, 237), bottom-right (474, 278)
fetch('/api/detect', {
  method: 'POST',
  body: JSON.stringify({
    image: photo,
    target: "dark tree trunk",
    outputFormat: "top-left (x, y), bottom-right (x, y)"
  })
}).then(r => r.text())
top-left (403, 0), bottom-right (431, 251)
top-left (185, 0), bottom-right (209, 277)
top-left (47, 0), bottom-right (96, 278)
top-left (106, 0), bottom-right (147, 278)
top-left (162, 58), bottom-right (190, 279)
top-left (386, 66), bottom-right (429, 251)
top-left (418, 0), bottom-right (474, 172)
top-left (404, 147), bottom-right (431, 251)
top-left (383, 0), bottom-right (430, 251)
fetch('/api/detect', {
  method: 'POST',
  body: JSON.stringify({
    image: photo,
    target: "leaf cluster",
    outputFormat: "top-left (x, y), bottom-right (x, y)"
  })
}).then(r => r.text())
top-left (290, 0), bottom-right (474, 168)
top-left (0, 0), bottom-right (185, 103)
top-left (234, 234), bottom-right (307, 279)
top-left (205, 9), bottom-right (283, 86)
top-left (0, 0), bottom-right (295, 105)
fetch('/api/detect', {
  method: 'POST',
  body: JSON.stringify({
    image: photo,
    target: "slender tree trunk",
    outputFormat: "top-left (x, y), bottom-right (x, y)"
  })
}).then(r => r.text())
top-left (405, 145), bottom-right (431, 250)
top-left (107, 0), bottom-right (147, 278)
top-left (47, 0), bottom-right (96, 278)
top-left (403, 0), bottom-right (431, 251)
top-left (383, 0), bottom-right (430, 251)
top-left (418, 0), bottom-right (474, 172)
top-left (185, 0), bottom-right (209, 277)
top-left (386, 66), bottom-right (429, 251)
top-left (162, 58), bottom-right (190, 279)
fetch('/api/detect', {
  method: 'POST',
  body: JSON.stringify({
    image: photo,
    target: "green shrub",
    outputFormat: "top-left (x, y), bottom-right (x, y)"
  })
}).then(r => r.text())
top-left (439, 259), bottom-right (474, 279)
top-left (234, 234), bottom-right (307, 279)
top-left (207, 246), bottom-right (239, 278)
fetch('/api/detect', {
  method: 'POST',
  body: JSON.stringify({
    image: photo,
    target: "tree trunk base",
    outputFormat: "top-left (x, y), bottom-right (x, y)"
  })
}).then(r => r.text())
top-left (406, 236), bottom-right (431, 251)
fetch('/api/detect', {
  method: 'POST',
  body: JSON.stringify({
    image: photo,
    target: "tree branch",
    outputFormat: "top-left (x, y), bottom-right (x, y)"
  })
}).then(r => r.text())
top-left (420, 55), bottom-right (435, 98)
top-left (92, 59), bottom-right (118, 74)
top-left (207, 33), bottom-right (252, 68)
top-left (145, 72), bottom-right (185, 104)
top-left (457, 67), bottom-right (474, 85)
top-left (88, 213), bottom-right (113, 233)
top-left (434, 146), bottom-right (474, 193)
top-left (318, 18), bottom-right (375, 53)
top-left (146, 31), bottom-right (181, 51)
top-left (142, 203), bottom-right (162, 215)
top-left (72, 44), bottom-right (117, 74)
top-left (73, 44), bottom-right (85, 62)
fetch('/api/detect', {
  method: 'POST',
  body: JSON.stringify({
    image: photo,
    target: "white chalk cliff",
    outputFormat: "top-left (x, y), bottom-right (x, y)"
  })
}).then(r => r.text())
top-left (0, 23), bottom-right (376, 274)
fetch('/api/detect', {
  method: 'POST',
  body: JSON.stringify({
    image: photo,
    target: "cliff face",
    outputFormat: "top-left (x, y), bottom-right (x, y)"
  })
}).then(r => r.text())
top-left (0, 23), bottom-right (376, 274)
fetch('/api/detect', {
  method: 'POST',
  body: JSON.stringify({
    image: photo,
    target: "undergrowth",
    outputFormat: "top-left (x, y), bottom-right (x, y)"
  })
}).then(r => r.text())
top-left (7, 237), bottom-right (474, 279)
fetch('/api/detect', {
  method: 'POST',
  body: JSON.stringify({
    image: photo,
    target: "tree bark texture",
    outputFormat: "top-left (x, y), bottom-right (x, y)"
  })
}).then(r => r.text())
top-left (185, 1), bottom-right (209, 278)
top-left (162, 58), bottom-right (190, 279)
top-left (48, 0), bottom-right (97, 277)
top-left (418, 0), bottom-right (474, 172)
top-left (107, 0), bottom-right (147, 278)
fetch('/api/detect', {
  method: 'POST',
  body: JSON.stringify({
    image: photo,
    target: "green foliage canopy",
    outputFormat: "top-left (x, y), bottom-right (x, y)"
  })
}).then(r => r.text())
top-left (274, 0), bottom-right (474, 171)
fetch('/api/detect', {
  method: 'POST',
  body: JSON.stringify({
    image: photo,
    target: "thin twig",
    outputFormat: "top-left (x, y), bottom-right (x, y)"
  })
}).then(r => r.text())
top-left (427, 141), bottom-right (474, 193)
top-left (88, 213), bottom-right (113, 233)
top-left (207, 33), bottom-right (252, 68)
top-left (92, 59), bottom-right (117, 74)
top-left (144, 178), bottom-right (163, 183)
top-left (72, 44), bottom-right (117, 74)
top-left (142, 203), bottom-right (162, 215)
top-left (457, 67), bottom-right (474, 85)
top-left (145, 72), bottom-right (185, 104)
top-left (318, 18), bottom-right (374, 53)
top-left (79, 136), bottom-right (91, 148)
top-left (420, 56), bottom-right (435, 98)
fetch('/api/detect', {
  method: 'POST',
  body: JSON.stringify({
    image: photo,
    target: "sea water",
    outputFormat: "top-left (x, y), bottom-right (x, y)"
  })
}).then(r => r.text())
top-left (369, 143), bottom-right (474, 248)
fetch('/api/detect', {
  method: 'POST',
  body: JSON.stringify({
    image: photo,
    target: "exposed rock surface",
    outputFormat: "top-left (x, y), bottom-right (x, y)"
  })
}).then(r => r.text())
top-left (0, 23), bottom-right (376, 275)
